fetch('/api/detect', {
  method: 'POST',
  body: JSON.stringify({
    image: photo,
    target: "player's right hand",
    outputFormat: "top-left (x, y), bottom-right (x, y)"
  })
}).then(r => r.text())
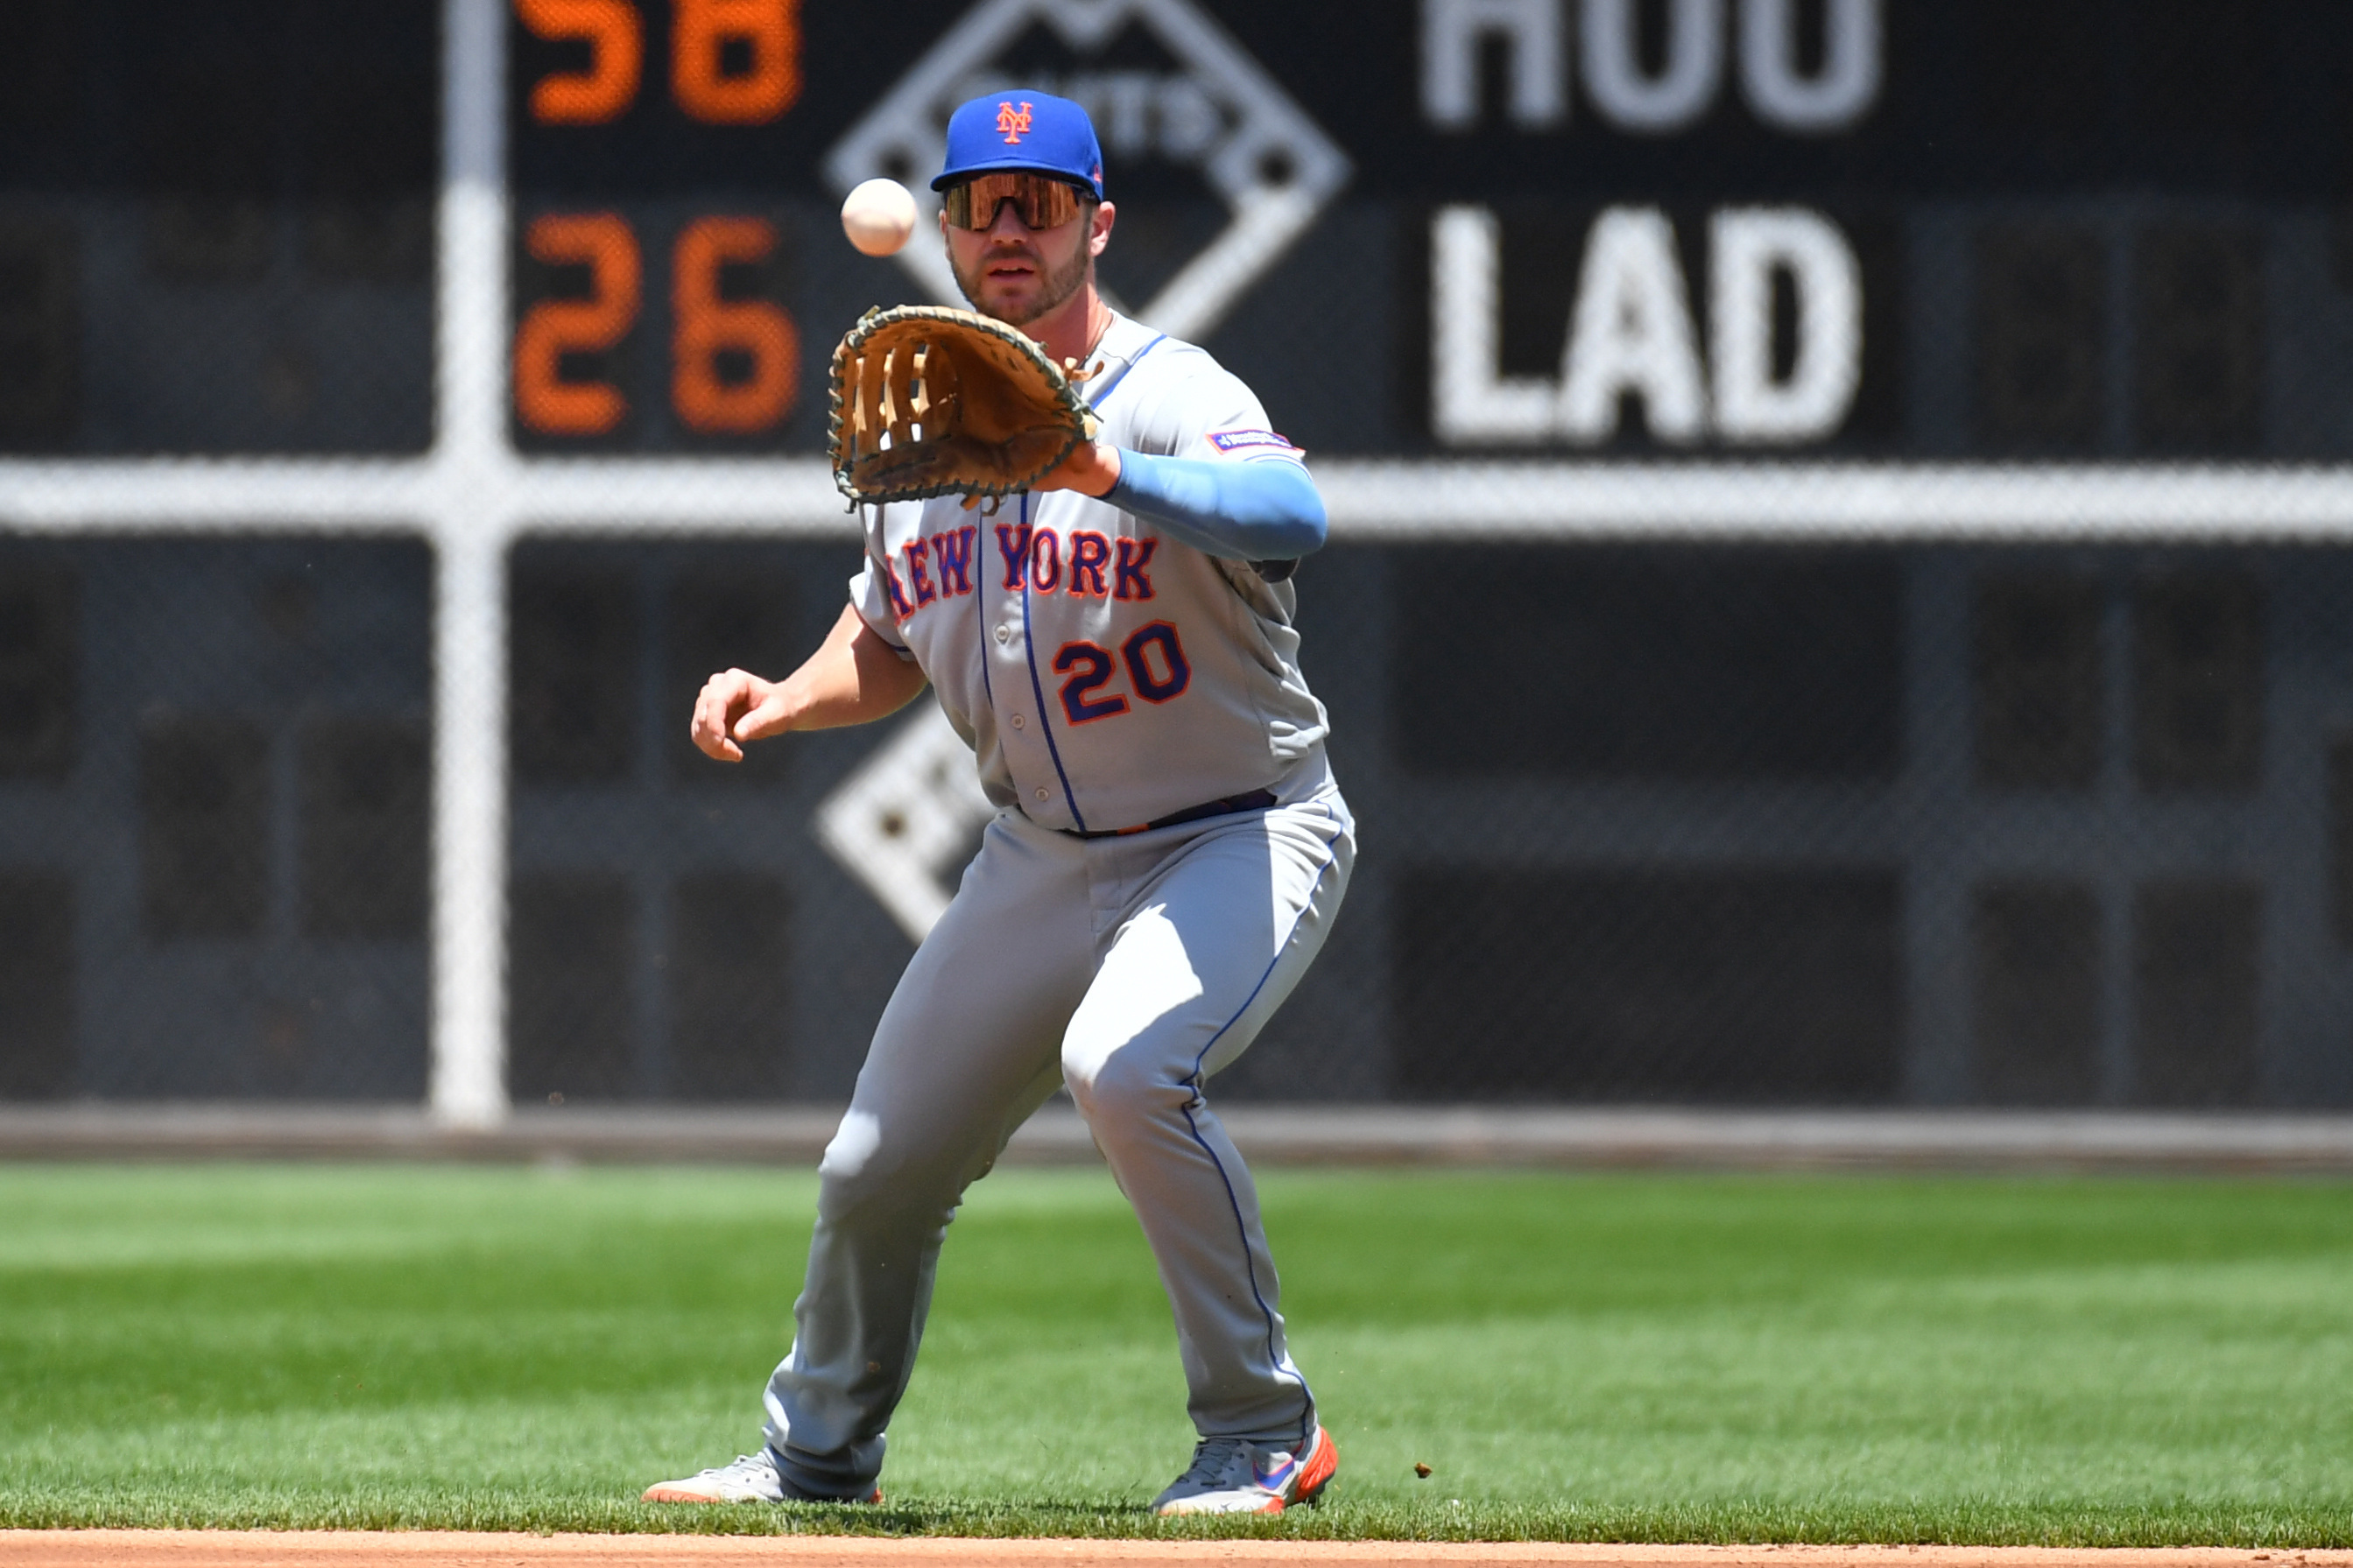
top-left (691, 667), bottom-right (791, 763)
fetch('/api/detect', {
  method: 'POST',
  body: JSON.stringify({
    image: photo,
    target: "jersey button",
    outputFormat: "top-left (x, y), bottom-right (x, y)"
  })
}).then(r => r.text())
top-left (995, 624), bottom-right (1011, 644)
top-left (1033, 788), bottom-right (1049, 802)
top-left (1010, 714), bottom-right (1025, 730)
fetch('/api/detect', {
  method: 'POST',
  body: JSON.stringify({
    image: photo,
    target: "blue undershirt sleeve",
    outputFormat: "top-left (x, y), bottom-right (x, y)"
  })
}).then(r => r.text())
top-left (1102, 448), bottom-right (1328, 561)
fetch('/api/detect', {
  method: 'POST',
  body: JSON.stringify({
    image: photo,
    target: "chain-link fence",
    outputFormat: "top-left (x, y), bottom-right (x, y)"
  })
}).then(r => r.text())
top-left (11, 531), bottom-right (2353, 1110)
top-left (5, 0), bottom-right (2353, 1111)
top-left (0, 538), bottom-right (433, 1099)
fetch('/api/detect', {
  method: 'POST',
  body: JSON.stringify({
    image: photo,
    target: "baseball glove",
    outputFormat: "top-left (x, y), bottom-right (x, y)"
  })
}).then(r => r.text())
top-left (828, 305), bottom-right (1096, 507)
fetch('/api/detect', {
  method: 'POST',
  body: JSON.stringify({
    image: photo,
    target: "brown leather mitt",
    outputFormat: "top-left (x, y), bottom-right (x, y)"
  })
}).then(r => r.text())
top-left (828, 305), bottom-right (1097, 506)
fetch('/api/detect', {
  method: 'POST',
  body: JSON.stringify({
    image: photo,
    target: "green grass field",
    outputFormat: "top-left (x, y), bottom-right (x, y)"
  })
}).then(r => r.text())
top-left (2, 1162), bottom-right (2349, 1543)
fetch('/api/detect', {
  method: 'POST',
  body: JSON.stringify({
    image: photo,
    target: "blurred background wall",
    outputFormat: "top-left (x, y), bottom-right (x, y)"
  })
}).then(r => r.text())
top-left (4, 0), bottom-right (2352, 1113)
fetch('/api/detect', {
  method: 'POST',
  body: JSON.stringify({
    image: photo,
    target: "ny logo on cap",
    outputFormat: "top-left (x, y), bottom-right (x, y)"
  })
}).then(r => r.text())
top-left (828, 0), bottom-right (1352, 342)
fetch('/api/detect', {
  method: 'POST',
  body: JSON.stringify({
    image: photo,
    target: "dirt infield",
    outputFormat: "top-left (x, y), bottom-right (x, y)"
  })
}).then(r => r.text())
top-left (3, 1538), bottom-right (2349, 1568)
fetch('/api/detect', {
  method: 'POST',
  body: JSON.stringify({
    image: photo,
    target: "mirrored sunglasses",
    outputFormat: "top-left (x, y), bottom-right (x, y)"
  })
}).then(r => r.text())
top-left (941, 172), bottom-right (1088, 232)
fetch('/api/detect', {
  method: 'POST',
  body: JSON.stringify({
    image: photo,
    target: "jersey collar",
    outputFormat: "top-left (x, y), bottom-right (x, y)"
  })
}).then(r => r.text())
top-left (1081, 313), bottom-right (1158, 393)
top-left (1079, 312), bottom-right (1169, 415)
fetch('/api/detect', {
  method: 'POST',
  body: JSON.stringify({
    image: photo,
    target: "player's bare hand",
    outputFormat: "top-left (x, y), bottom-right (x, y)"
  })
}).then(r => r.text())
top-left (691, 668), bottom-right (791, 763)
top-left (1030, 439), bottom-right (1122, 499)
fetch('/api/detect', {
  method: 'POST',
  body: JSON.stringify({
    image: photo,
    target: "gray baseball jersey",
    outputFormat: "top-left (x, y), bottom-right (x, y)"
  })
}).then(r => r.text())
top-left (849, 312), bottom-right (1331, 833)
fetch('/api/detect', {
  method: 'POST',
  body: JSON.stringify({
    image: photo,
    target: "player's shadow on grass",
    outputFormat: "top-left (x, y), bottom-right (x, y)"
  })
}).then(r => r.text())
top-left (631, 1496), bottom-right (1342, 1536)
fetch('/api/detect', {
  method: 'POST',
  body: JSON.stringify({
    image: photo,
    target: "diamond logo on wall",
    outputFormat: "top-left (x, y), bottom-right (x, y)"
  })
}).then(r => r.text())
top-left (825, 0), bottom-right (1351, 342)
top-left (814, 706), bottom-right (996, 944)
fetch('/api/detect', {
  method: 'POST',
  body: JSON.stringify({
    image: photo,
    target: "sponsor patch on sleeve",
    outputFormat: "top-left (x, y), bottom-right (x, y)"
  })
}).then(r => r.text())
top-left (1207, 428), bottom-right (1300, 455)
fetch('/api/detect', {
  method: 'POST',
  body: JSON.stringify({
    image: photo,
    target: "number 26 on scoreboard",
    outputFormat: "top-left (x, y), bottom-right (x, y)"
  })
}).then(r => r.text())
top-left (517, 0), bottom-right (798, 124)
top-left (514, 214), bottom-right (800, 438)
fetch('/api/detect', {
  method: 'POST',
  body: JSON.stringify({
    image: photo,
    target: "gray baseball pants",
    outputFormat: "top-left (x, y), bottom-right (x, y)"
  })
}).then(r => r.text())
top-left (759, 781), bottom-right (1354, 1498)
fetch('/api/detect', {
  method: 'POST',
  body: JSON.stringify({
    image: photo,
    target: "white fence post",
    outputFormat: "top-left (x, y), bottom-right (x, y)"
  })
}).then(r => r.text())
top-left (429, 0), bottom-right (517, 1128)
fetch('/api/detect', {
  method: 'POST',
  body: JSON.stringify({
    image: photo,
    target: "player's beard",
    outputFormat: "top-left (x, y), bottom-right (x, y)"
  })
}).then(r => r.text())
top-left (952, 236), bottom-right (1094, 327)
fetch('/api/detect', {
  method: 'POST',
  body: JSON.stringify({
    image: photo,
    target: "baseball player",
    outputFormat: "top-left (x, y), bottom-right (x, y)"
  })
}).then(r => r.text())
top-left (648, 90), bottom-right (1350, 1516)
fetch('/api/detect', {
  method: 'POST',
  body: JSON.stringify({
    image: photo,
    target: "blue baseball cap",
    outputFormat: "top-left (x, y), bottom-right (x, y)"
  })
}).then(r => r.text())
top-left (933, 91), bottom-right (1105, 200)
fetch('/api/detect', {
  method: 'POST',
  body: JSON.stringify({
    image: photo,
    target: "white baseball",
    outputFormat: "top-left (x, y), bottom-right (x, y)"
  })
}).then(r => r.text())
top-left (841, 179), bottom-right (919, 257)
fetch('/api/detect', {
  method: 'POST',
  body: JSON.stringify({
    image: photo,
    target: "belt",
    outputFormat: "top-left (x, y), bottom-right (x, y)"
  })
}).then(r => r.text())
top-left (1068, 789), bottom-right (1278, 840)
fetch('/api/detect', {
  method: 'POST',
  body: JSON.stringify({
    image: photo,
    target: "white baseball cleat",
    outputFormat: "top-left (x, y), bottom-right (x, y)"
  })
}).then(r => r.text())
top-left (1151, 1425), bottom-right (1338, 1515)
top-left (640, 1450), bottom-right (880, 1505)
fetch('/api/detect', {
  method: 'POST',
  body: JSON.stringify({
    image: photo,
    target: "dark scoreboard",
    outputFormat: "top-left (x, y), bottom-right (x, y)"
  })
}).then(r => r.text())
top-left (0, 0), bottom-right (440, 454)
top-left (13, 1), bottom-right (2353, 1112)
top-left (6, 0), bottom-right (2353, 458)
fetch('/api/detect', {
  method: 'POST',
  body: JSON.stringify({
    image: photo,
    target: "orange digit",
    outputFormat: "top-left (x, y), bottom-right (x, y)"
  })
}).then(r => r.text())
top-left (673, 0), bottom-right (799, 124)
top-left (672, 217), bottom-right (798, 433)
top-left (517, 0), bottom-right (643, 123)
top-left (515, 214), bottom-right (641, 435)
